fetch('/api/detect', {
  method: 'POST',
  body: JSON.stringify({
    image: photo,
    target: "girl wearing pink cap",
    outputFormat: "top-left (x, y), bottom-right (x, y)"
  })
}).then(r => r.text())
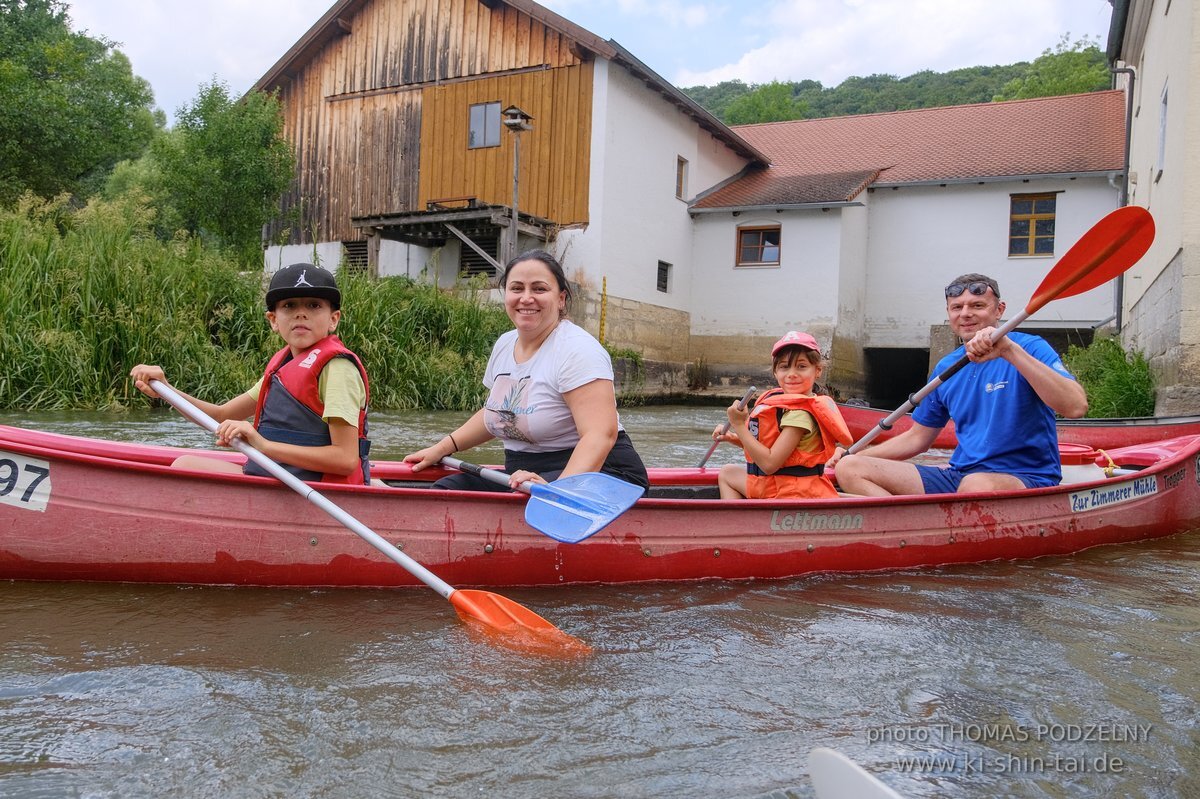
top-left (712, 332), bottom-right (851, 499)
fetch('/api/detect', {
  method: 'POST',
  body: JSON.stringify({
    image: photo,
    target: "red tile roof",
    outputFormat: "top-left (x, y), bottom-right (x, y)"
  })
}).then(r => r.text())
top-left (692, 91), bottom-right (1126, 210)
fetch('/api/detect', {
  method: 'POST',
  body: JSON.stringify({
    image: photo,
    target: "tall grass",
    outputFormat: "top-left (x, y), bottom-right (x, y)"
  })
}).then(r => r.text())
top-left (340, 274), bottom-right (510, 410)
top-left (1062, 337), bottom-right (1156, 418)
top-left (0, 194), bottom-right (510, 410)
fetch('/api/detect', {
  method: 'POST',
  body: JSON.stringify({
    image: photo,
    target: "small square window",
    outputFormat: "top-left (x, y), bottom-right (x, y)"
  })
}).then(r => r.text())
top-left (469, 102), bottom-right (501, 149)
top-left (736, 226), bottom-right (781, 266)
top-left (657, 261), bottom-right (671, 293)
top-left (1008, 193), bottom-right (1055, 256)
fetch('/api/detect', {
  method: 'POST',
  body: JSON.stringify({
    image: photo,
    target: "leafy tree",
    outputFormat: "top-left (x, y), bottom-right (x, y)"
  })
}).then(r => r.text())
top-left (819, 73), bottom-right (905, 116)
top-left (681, 79), bottom-right (754, 120)
top-left (687, 65), bottom-right (1032, 125)
top-left (0, 0), bottom-right (158, 204)
top-left (993, 35), bottom-right (1111, 100)
top-left (680, 39), bottom-right (1104, 125)
top-left (725, 81), bottom-right (807, 125)
top-left (152, 80), bottom-right (294, 263)
top-left (103, 147), bottom-right (185, 238)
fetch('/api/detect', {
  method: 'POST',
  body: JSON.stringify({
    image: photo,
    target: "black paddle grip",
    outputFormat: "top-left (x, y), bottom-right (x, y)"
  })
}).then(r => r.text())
top-left (456, 461), bottom-right (484, 477)
top-left (937, 355), bottom-right (969, 383)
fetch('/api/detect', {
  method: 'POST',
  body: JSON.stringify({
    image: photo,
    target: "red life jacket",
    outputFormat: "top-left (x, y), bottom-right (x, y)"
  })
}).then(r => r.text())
top-left (745, 388), bottom-right (852, 499)
top-left (245, 335), bottom-right (371, 484)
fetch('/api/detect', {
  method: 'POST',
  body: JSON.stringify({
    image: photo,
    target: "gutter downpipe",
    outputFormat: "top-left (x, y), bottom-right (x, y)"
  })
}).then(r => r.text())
top-left (1111, 65), bottom-right (1136, 332)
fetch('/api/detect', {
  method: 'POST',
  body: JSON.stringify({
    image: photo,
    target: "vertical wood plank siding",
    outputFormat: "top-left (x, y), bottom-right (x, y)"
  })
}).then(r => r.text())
top-left (417, 63), bottom-right (592, 225)
top-left (269, 0), bottom-right (592, 244)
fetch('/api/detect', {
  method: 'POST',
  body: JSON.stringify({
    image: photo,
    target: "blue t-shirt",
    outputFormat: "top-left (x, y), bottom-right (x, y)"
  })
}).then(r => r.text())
top-left (912, 332), bottom-right (1074, 480)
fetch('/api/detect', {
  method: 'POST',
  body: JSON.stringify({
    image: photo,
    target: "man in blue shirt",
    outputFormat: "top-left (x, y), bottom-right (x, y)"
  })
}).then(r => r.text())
top-left (830, 273), bottom-right (1089, 496)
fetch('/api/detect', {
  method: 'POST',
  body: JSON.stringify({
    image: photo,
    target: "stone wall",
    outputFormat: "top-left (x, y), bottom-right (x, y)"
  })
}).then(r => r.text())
top-left (1123, 250), bottom-right (1200, 413)
top-left (570, 285), bottom-right (691, 363)
top-left (570, 286), bottom-right (874, 401)
top-left (685, 327), bottom-right (873, 401)
top-left (928, 324), bottom-right (959, 371)
top-left (827, 335), bottom-right (867, 402)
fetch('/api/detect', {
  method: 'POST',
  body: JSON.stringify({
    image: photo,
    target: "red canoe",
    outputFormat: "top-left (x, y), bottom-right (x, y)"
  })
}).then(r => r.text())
top-left (0, 424), bottom-right (1196, 588)
top-left (838, 403), bottom-right (1200, 451)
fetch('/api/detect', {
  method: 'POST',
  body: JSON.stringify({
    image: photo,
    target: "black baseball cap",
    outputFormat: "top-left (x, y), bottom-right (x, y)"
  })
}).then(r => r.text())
top-left (265, 263), bottom-right (340, 310)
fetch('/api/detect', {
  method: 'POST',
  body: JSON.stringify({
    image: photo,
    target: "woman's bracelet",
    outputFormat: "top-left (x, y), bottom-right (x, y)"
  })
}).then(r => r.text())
top-left (446, 432), bottom-right (461, 452)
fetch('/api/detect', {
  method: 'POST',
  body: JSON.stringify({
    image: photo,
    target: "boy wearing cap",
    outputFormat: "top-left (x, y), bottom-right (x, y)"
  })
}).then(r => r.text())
top-left (130, 263), bottom-right (371, 484)
top-left (712, 331), bottom-right (852, 499)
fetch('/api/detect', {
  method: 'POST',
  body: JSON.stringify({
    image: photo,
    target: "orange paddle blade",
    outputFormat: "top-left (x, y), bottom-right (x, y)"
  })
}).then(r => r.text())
top-left (1026, 206), bottom-right (1154, 315)
top-left (450, 589), bottom-right (591, 657)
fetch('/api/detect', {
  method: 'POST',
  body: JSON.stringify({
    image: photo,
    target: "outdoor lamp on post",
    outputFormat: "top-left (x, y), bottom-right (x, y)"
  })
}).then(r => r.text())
top-left (501, 105), bottom-right (533, 264)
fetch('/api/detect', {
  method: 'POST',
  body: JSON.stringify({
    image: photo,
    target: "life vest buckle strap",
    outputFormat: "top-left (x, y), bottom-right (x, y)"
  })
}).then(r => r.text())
top-left (746, 463), bottom-right (825, 478)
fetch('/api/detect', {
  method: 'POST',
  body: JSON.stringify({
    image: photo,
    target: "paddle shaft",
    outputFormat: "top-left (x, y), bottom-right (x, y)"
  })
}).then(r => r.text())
top-left (848, 311), bottom-right (1028, 453)
top-left (697, 386), bottom-right (756, 467)
top-left (150, 380), bottom-right (456, 599)
top-left (441, 456), bottom-right (528, 492)
top-left (439, 456), bottom-right (644, 544)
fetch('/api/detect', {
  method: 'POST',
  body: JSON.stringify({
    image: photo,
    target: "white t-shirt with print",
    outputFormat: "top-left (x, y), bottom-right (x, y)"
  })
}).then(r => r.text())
top-left (482, 320), bottom-right (621, 452)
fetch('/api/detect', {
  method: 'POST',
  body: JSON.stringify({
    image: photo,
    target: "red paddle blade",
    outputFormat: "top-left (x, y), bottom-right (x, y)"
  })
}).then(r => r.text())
top-left (450, 589), bottom-right (591, 657)
top-left (1026, 206), bottom-right (1154, 315)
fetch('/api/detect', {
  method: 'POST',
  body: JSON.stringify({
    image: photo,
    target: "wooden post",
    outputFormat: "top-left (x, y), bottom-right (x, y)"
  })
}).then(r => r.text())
top-left (599, 276), bottom-right (607, 345)
top-left (510, 129), bottom-right (521, 263)
top-left (501, 106), bottom-right (533, 264)
top-left (366, 227), bottom-right (381, 279)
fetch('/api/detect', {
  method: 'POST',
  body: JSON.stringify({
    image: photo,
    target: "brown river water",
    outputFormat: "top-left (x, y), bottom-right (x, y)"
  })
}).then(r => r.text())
top-left (1, 406), bottom-right (1199, 798)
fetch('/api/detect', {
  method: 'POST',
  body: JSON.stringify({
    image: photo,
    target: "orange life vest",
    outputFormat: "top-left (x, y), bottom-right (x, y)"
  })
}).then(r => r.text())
top-left (745, 389), bottom-right (852, 499)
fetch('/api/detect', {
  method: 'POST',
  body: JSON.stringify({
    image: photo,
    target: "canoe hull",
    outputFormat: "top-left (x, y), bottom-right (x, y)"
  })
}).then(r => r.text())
top-left (0, 426), bottom-right (1197, 588)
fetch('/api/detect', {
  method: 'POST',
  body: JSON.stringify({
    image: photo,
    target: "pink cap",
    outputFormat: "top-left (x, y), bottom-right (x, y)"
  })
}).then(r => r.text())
top-left (771, 331), bottom-right (820, 356)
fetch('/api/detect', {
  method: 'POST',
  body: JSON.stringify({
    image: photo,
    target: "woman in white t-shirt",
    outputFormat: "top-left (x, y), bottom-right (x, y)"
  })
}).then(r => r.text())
top-left (404, 250), bottom-right (648, 491)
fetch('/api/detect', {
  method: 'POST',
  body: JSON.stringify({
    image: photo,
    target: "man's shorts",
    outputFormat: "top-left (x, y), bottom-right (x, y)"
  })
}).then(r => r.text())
top-left (915, 464), bottom-right (1059, 494)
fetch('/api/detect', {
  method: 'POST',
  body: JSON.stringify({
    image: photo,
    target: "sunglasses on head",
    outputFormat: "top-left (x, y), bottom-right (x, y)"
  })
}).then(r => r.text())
top-left (945, 281), bottom-right (997, 299)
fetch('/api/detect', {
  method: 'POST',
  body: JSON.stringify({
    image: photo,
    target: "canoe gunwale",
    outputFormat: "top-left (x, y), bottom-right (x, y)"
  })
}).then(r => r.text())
top-left (838, 403), bottom-right (1200, 451)
top-left (0, 424), bottom-right (1196, 589)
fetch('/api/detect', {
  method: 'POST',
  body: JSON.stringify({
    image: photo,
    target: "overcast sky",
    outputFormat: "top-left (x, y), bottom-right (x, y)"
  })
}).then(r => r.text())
top-left (66, 0), bottom-right (1115, 125)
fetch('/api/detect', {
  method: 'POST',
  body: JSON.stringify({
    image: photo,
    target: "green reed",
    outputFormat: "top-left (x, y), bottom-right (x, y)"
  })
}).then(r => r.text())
top-left (339, 273), bottom-right (510, 410)
top-left (1062, 336), bottom-right (1156, 418)
top-left (0, 194), bottom-right (511, 410)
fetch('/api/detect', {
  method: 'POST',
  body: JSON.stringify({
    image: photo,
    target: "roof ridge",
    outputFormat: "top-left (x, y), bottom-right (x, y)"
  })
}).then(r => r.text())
top-left (732, 89), bottom-right (1124, 131)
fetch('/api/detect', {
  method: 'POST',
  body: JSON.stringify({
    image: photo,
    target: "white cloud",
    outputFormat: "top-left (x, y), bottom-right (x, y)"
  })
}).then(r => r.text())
top-left (626, 0), bottom-right (713, 27)
top-left (675, 0), bottom-right (1112, 87)
top-left (61, 0), bottom-right (1111, 124)
top-left (547, 0), bottom-right (715, 29)
top-left (68, 0), bottom-right (330, 120)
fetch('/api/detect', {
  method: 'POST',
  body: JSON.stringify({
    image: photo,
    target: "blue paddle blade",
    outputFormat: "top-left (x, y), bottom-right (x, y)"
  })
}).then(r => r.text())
top-left (525, 473), bottom-right (644, 543)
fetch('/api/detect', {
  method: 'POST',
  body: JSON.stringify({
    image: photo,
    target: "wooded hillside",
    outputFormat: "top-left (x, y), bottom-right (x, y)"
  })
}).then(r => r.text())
top-left (682, 37), bottom-right (1110, 124)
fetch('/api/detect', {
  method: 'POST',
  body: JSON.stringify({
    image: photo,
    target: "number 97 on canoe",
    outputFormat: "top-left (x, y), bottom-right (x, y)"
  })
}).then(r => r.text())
top-left (0, 452), bottom-right (52, 512)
